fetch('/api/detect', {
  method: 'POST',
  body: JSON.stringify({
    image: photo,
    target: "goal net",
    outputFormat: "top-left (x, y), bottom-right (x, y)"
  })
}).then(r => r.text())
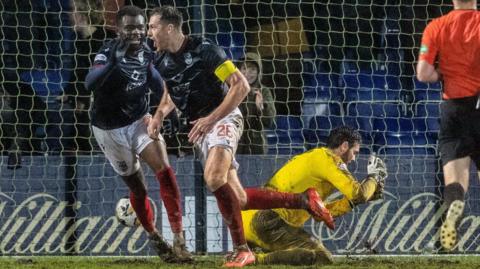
top-left (1, 0), bottom-right (479, 256)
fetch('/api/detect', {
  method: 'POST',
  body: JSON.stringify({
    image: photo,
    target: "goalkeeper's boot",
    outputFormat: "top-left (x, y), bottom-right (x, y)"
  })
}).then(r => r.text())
top-left (303, 188), bottom-right (335, 230)
top-left (148, 232), bottom-right (175, 261)
top-left (440, 200), bottom-right (465, 251)
top-left (171, 233), bottom-right (194, 263)
top-left (223, 244), bottom-right (255, 267)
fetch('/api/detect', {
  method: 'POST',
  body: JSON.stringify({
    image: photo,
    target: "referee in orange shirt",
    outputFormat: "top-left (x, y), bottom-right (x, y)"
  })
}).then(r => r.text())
top-left (416, 0), bottom-right (480, 251)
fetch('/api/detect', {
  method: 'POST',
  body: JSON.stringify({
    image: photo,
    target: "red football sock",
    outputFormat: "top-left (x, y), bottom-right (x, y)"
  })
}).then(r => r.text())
top-left (129, 191), bottom-right (155, 233)
top-left (213, 183), bottom-right (246, 246)
top-left (156, 167), bottom-right (182, 234)
top-left (243, 187), bottom-right (304, 210)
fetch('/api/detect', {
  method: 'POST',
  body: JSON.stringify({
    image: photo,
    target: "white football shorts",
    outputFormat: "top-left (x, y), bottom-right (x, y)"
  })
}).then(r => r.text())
top-left (92, 115), bottom-right (165, 176)
top-left (194, 108), bottom-right (244, 170)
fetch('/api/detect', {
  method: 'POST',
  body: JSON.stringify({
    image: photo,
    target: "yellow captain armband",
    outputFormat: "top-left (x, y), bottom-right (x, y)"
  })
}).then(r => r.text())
top-left (214, 60), bottom-right (237, 82)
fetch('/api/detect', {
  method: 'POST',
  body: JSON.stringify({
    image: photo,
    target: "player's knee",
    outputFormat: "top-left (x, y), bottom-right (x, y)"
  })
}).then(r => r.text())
top-left (134, 186), bottom-right (147, 198)
top-left (204, 175), bottom-right (227, 192)
top-left (237, 190), bottom-right (247, 208)
top-left (152, 164), bottom-right (167, 173)
top-left (128, 184), bottom-right (147, 198)
top-left (123, 172), bottom-right (147, 197)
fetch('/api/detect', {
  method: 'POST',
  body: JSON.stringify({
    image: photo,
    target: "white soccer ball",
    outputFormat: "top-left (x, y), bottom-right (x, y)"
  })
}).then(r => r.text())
top-left (115, 197), bottom-right (140, 227)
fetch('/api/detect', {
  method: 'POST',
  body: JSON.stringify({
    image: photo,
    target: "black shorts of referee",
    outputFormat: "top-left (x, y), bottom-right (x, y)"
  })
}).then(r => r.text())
top-left (439, 94), bottom-right (480, 168)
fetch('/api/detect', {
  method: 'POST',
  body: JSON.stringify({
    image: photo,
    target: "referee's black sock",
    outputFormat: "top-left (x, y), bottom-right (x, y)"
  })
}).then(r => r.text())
top-left (444, 182), bottom-right (465, 207)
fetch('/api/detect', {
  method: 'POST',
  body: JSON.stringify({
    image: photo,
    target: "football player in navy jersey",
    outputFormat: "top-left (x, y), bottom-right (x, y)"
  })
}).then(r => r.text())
top-left (148, 6), bottom-right (333, 267)
top-left (85, 5), bottom-right (191, 263)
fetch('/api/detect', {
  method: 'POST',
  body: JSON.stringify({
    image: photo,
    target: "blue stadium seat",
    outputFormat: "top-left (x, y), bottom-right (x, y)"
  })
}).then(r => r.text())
top-left (414, 78), bottom-right (428, 90)
top-left (372, 102), bottom-right (410, 118)
top-left (342, 69), bottom-right (403, 102)
top-left (373, 118), bottom-right (414, 132)
top-left (315, 72), bottom-right (339, 89)
top-left (374, 132), bottom-right (437, 155)
top-left (371, 72), bottom-right (403, 100)
top-left (303, 89), bottom-right (334, 103)
top-left (347, 102), bottom-right (411, 137)
top-left (347, 102), bottom-right (376, 117)
top-left (303, 69), bottom-right (343, 103)
top-left (342, 72), bottom-right (360, 89)
top-left (413, 118), bottom-right (440, 134)
top-left (383, 19), bottom-right (400, 48)
top-left (415, 102), bottom-right (440, 118)
top-left (342, 71), bottom-right (377, 89)
top-left (265, 130), bottom-right (278, 145)
top-left (384, 89), bottom-right (402, 101)
top-left (414, 78), bottom-right (442, 91)
top-left (274, 116), bottom-right (304, 146)
top-left (302, 101), bottom-right (343, 129)
top-left (302, 103), bottom-right (324, 122)
top-left (304, 115), bottom-right (344, 148)
top-left (415, 89), bottom-right (442, 101)
top-left (348, 102), bottom-right (405, 117)
top-left (384, 74), bottom-right (401, 90)
top-left (357, 73), bottom-right (374, 89)
top-left (384, 53), bottom-right (401, 75)
top-left (413, 102), bottom-right (441, 139)
top-left (343, 115), bottom-right (374, 144)
top-left (372, 73), bottom-right (387, 89)
top-left (304, 115), bottom-right (329, 143)
top-left (215, 32), bottom-right (245, 60)
top-left (344, 88), bottom-right (373, 101)
top-left (307, 73), bottom-right (342, 102)
top-left (19, 69), bottom-right (70, 100)
top-left (275, 115), bottom-right (303, 130)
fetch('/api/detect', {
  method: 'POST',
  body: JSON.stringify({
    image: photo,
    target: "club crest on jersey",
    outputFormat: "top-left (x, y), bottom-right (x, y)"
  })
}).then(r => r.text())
top-left (184, 53), bottom-right (193, 65)
top-left (138, 51), bottom-right (145, 64)
top-left (94, 54), bottom-right (107, 62)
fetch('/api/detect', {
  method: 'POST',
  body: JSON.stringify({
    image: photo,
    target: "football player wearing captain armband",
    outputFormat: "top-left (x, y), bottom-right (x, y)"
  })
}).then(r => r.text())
top-left (148, 6), bottom-right (334, 267)
top-left (84, 5), bottom-right (191, 263)
top-left (241, 126), bottom-right (387, 265)
top-left (416, 0), bottom-right (480, 251)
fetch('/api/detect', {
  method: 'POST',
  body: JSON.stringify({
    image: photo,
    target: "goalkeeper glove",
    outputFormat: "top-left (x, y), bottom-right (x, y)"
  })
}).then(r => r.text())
top-left (367, 154), bottom-right (388, 183)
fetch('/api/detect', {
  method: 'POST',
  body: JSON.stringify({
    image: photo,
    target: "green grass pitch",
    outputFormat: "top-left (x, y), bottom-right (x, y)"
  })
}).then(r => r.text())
top-left (1, 255), bottom-right (480, 269)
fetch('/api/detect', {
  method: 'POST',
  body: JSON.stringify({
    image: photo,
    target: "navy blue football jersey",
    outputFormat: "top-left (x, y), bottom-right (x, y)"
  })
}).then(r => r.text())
top-left (154, 36), bottom-right (237, 121)
top-left (90, 39), bottom-right (162, 129)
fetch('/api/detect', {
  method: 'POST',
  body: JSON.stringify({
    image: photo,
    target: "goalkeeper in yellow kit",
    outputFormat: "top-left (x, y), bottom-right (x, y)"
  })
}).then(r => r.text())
top-left (242, 126), bottom-right (387, 265)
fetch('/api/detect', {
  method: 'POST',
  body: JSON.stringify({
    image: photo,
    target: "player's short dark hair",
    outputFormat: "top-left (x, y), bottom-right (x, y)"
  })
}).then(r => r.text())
top-left (326, 125), bottom-right (362, 149)
top-left (150, 6), bottom-right (183, 29)
top-left (116, 5), bottom-right (145, 26)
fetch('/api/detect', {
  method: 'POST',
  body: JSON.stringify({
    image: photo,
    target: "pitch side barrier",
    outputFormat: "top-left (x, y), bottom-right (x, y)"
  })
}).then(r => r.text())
top-left (1, 154), bottom-right (479, 255)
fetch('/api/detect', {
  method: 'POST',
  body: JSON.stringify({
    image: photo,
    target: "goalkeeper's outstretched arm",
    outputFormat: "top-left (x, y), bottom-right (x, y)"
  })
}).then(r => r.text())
top-left (324, 154), bottom-right (388, 216)
top-left (325, 177), bottom-right (380, 217)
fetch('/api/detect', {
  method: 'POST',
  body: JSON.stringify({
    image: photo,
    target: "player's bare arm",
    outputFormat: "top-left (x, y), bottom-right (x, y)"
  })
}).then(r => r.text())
top-left (147, 82), bottom-right (176, 139)
top-left (188, 70), bottom-right (250, 143)
top-left (416, 60), bottom-right (441, 83)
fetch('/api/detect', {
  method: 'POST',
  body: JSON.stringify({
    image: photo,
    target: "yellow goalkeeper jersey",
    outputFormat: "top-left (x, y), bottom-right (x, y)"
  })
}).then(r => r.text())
top-left (242, 147), bottom-right (371, 232)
